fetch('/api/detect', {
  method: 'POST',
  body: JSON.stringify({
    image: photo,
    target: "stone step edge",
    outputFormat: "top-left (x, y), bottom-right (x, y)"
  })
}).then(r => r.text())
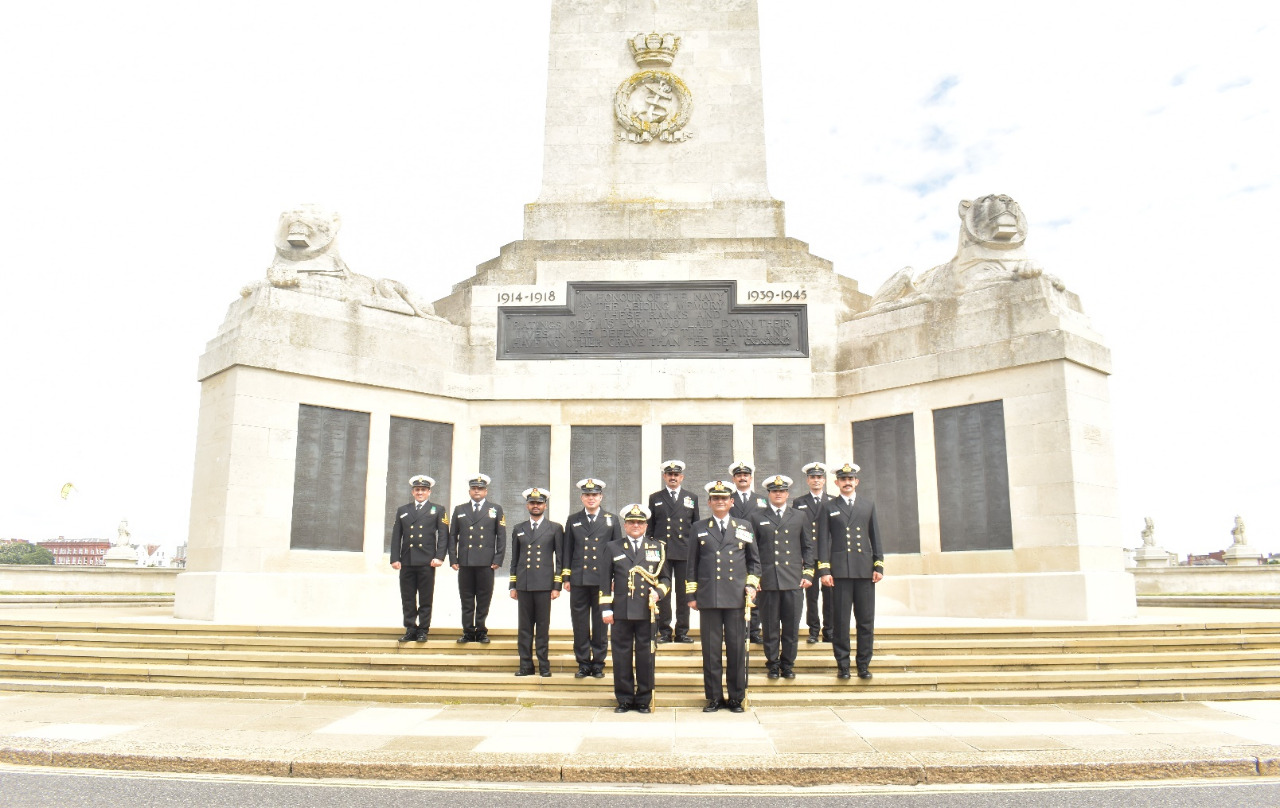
top-left (2, 678), bottom-right (1279, 707)
top-left (1, 741), bottom-right (1274, 786)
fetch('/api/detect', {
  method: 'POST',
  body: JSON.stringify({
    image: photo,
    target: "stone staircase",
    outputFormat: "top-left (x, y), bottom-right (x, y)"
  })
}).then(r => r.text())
top-left (2, 617), bottom-right (1279, 706)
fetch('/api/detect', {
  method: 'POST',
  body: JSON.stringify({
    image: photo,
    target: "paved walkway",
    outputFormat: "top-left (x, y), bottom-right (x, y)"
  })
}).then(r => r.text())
top-left (2, 690), bottom-right (1279, 785)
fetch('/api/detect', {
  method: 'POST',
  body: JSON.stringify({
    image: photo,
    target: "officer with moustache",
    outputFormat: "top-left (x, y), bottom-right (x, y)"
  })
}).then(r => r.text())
top-left (508, 487), bottom-right (563, 677)
top-left (562, 478), bottom-right (622, 679)
top-left (728, 460), bottom-right (766, 644)
top-left (749, 475), bottom-right (816, 679)
top-left (390, 474), bottom-right (448, 642)
top-left (795, 462), bottom-right (834, 644)
top-left (647, 460), bottom-right (699, 644)
top-left (687, 480), bottom-right (760, 713)
top-left (449, 473), bottom-right (506, 644)
top-left (601, 503), bottom-right (670, 713)
top-left (818, 463), bottom-right (884, 680)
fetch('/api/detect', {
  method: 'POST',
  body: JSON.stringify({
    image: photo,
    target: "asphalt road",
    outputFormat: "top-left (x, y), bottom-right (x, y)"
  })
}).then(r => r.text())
top-left (1, 769), bottom-right (1278, 808)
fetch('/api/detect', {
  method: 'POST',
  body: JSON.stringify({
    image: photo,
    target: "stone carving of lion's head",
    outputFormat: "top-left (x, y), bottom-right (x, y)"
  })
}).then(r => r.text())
top-left (958, 194), bottom-right (1028, 251)
top-left (273, 205), bottom-right (346, 267)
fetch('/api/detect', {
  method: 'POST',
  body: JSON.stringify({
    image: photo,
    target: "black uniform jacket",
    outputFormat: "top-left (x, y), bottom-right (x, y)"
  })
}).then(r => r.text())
top-left (562, 509), bottom-right (623, 587)
top-left (508, 519), bottom-right (565, 592)
top-left (748, 506), bottom-right (816, 590)
top-left (730, 491), bottom-right (767, 519)
top-left (390, 501), bottom-right (449, 567)
top-left (685, 516), bottom-right (761, 609)
top-left (792, 491), bottom-right (829, 546)
top-left (599, 537), bottom-right (671, 622)
top-left (646, 488), bottom-right (699, 561)
top-left (449, 500), bottom-right (507, 567)
top-left (817, 496), bottom-right (884, 579)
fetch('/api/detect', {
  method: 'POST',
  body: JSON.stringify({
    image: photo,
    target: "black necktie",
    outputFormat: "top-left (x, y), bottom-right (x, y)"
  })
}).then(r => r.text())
top-left (415, 503), bottom-right (423, 511)
top-left (775, 508), bottom-right (783, 518)
top-left (719, 520), bottom-right (727, 534)
top-left (587, 515), bottom-right (595, 526)
top-left (632, 539), bottom-right (642, 554)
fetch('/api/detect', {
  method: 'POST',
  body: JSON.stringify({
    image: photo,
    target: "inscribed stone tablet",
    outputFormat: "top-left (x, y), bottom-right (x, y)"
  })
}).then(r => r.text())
top-left (497, 281), bottom-right (808, 360)
top-left (290, 404), bottom-right (370, 552)
top-left (853, 415), bottom-right (921, 555)
top-left (661, 425), bottom-right (733, 497)
top-left (752, 424), bottom-right (826, 488)
top-left (479, 426), bottom-right (552, 569)
top-left (384, 417), bottom-right (454, 553)
top-left (570, 426), bottom-right (642, 510)
top-left (933, 401), bottom-right (1013, 552)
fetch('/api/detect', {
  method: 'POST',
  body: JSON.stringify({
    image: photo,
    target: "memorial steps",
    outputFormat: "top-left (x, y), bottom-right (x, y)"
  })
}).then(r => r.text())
top-left (1, 618), bottom-right (1278, 706)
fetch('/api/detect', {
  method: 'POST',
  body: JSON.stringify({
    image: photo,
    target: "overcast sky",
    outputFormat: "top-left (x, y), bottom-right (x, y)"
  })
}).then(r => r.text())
top-left (2, 2), bottom-right (1276, 560)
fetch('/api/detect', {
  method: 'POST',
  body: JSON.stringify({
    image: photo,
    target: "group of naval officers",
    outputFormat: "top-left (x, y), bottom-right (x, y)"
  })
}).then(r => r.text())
top-left (389, 459), bottom-right (883, 714)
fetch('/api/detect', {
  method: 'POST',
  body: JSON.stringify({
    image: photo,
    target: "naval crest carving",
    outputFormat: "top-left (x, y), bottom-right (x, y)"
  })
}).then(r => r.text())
top-left (615, 33), bottom-right (692, 143)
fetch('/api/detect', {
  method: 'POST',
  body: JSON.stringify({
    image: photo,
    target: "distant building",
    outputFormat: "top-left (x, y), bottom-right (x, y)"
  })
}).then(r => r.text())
top-left (172, 544), bottom-right (187, 569)
top-left (39, 537), bottom-right (110, 566)
top-left (1184, 550), bottom-right (1227, 566)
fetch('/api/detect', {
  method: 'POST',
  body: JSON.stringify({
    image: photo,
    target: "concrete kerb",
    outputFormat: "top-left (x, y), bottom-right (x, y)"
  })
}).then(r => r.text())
top-left (3, 745), bottom-right (1280, 786)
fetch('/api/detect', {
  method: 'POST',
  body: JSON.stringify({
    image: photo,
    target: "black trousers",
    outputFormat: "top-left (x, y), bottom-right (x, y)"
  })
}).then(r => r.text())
top-left (398, 565), bottom-right (437, 629)
top-left (830, 578), bottom-right (876, 668)
top-left (569, 584), bottom-right (608, 669)
top-left (457, 566), bottom-right (495, 637)
top-left (656, 558), bottom-right (690, 636)
top-left (804, 580), bottom-right (834, 634)
top-left (759, 588), bottom-right (803, 671)
top-left (610, 618), bottom-right (655, 707)
top-left (698, 606), bottom-right (747, 703)
top-left (516, 590), bottom-right (552, 673)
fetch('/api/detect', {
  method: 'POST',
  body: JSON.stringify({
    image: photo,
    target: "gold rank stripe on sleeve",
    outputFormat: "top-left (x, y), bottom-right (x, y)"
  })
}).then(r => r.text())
top-left (803, 567), bottom-right (815, 576)
top-left (509, 575), bottom-right (518, 582)
top-left (818, 561), bottom-right (831, 569)
top-left (685, 581), bottom-right (697, 594)
top-left (553, 573), bottom-right (563, 584)
top-left (874, 560), bottom-right (885, 569)
top-left (658, 583), bottom-right (669, 596)
top-left (561, 568), bottom-right (572, 579)
top-left (746, 574), bottom-right (760, 588)
top-left (599, 592), bottom-right (613, 605)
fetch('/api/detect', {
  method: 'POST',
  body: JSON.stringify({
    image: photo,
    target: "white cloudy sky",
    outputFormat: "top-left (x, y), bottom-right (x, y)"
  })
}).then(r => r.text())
top-left (1, 2), bottom-right (1276, 559)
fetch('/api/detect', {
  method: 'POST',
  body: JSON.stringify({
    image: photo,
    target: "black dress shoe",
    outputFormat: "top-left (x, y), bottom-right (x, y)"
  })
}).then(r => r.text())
top-left (657, 633), bottom-right (672, 644)
top-left (782, 669), bottom-right (796, 680)
top-left (574, 666), bottom-right (589, 679)
top-left (749, 634), bottom-right (763, 645)
top-left (478, 634), bottom-right (491, 644)
top-left (702, 699), bottom-right (721, 713)
top-left (590, 668), bottom-right (605, 679)
top-left (636, 705), bottom-right (651, 714)
top-left (767, 668), bottom-right (780, 680)
top-left (398, 630), bottom-right (417, 643)
top-left (727, 700), bottom-right (745, 713)
top-left (674, 633), bottom-right (694, 644)
top-left (837, 666), bottom-right (851, 680)
top-left (614, 704), bottom-right (630, 713)
top-left (415, 630), bottom-right (428, 642)
top-left (857, 666), bottom-right (872, 680)
top-left (540, 670), bottom-right (551, 678)
top-left (821, 633), bottom-right (833, 643)
top-left (456, 636), bottom-right (473, 644)
top-left (515, 669), bottom-right (535, 677)
top-left (806, 634), bottom-right (819, 644)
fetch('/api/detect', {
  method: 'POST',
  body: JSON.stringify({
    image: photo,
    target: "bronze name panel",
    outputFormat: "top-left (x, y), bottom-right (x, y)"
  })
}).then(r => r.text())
top-left (479, 425), bottom-right (552, 570)
top-left (290, 404), bottom-right (370, 553)
top-left (853, 414), bottom-right (921, 555)
top-left (753, 424), bottom-right (826, 490)
top-left (383, 417), bottom-right (454, 553)
top-left (661, 424), bottom-right (734, 496)
top-left (933, 401), bottom-right (1013, 552)
top-left (496, 281), bottom-right (808, 360)
top-left (570, 426), bottom-right (643, 510)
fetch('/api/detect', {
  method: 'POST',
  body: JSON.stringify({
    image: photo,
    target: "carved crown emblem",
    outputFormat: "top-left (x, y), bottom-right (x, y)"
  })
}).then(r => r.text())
top-left (629, 32), bottom-right (680, 67)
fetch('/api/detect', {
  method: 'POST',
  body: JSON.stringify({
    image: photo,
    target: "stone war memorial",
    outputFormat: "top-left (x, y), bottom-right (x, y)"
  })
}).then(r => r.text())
top-left (176, 0), bottom-right (1132, 626)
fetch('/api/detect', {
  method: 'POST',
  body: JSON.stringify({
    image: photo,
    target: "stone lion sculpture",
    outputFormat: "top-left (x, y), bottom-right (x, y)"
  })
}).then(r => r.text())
top-left (865, 194), bottom-right (1064, 314)
top-left (242, 205), bottom-right (437, 319)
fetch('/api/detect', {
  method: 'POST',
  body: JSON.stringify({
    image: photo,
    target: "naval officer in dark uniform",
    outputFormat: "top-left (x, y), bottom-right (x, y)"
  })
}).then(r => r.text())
top-left (728, 460), bottom-right (766, 644)
top-left (647, 460), bottom-right (699, 644)
top-left (449, 473), bottom-right (506, 644)
top-left (562, 477), bottom-right (622, 679)
top-left (687, 480), bottom-right (760, 713)
top-left (795, 461), bottom-right (835, 644)
top-left (389, 474), bottom-right (448, 642)
top-left (818, 463), bottom-right (884, 680)
top-left (601, 503), bottom-right (670, 713)
top-left (749, 474), bottom-right (816, 679)
top-left (508, 487), bottom-right (563, 677)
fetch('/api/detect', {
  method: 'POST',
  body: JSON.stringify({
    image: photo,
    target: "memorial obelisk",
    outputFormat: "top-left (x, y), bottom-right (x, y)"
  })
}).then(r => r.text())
top-left (177, 0), bottom-right (1134, 626)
